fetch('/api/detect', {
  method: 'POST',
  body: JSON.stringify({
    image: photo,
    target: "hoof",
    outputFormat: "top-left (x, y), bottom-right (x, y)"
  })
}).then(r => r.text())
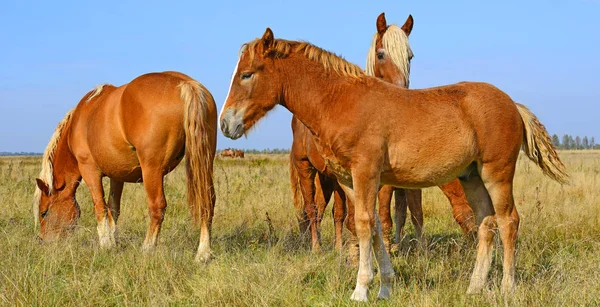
top-left (195, 250), bottom-right (212, 263)
top-left (377, 286), bottom-right (391, 300)
top-left (350, 287), bottom-right (369, 302)
top-left (466, 284), bottom-right (483, 295)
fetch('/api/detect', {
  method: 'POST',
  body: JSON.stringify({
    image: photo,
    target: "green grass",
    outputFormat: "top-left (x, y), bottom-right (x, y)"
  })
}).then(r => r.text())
top-left (1, 152), bottom-right (599, 306)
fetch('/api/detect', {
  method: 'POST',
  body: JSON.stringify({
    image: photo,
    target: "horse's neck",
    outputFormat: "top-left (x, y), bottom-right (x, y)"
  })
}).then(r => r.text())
top-left (51, 122), bottom-right (81, 193)
top-left (279, 59), bottom-right (356, 140)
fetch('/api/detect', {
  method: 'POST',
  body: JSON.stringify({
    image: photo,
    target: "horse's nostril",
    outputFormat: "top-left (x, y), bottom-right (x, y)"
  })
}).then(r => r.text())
top-left (234, 123), bottom-right (243, 136)
top-left (220, 119), bottom-right (228, 132)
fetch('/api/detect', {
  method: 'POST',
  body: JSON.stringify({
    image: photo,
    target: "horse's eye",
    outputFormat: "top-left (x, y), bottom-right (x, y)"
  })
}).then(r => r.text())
top-left (40, 210), bottom-right (48, 218)
top-left (377, 51), bottom-right (385, 60)
top-left (241, 72), bottom-right (253, 80)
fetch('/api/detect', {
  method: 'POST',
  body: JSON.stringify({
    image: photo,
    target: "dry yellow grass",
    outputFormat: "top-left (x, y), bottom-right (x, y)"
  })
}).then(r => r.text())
top-left (0, 151), bottom-right (599, 306)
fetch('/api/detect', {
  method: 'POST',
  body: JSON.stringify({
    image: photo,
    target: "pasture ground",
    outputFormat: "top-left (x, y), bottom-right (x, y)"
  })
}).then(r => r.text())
top-left (1, 152), bottom-right (599, 306)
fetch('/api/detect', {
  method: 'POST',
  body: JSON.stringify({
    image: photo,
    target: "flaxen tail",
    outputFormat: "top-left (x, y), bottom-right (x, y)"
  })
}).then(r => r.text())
top-left (179, 80), bottom-right (216, 227)
top-left (516, 103), bottom-right (569, 184)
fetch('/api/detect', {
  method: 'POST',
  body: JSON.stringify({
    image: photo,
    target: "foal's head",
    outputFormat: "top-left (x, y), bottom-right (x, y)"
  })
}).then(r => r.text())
top-left (366, 13), bottom-right (414, 88)
top-left (35, 178), bottom-right (80, 241)
top-left (219, 28), bottom-right (285, 140)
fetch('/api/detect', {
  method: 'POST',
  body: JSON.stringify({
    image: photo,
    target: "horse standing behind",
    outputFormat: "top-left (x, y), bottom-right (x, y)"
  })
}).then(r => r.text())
top-left (34, 71), bottom-right (217, 262)
top-left (220, 29), bottom-right (568, 301)
top-left (221, 148), bottom-right (235, 158)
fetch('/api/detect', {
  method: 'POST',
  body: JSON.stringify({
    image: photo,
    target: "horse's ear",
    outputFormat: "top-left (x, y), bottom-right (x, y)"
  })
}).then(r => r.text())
top-left (401, 14), bottom-right (414, 37)
top-left (36, 178), bottom-right (49, 196)
top-left (261, 28), bottom-right (275, 52)
top-left (376, 12), bottom-right (388, 35)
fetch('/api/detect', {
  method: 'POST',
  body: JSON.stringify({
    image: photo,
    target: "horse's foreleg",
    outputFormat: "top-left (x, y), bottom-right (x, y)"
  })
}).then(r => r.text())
top-left (80, 168), bottom-right (114, 248)
top-left (348, 168), bottom-right (394, 302)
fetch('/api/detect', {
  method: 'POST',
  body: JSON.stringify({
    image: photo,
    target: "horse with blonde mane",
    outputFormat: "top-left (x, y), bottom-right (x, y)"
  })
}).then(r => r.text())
top-left (290, 13), bottom-right (476, 254)
top-left (34, 71), bottom-right (217, 262)
top-left (289, 14), bottom-right (422, 253)
top-left (220, 28), bottom-right (568, 301)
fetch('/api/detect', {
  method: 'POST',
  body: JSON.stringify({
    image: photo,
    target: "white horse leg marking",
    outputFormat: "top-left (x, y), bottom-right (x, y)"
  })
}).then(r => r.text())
top-left (195, 224), bottom-right (212, 263)
top-left (351, 236), bottom-right (373, 302)
top-left (372, 216), bottom-right (395, 299)
top-left (97, 217), bottom-right (115, 248)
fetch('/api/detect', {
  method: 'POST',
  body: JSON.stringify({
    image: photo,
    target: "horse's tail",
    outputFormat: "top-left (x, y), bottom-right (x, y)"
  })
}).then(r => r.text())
top-left (180, 80), bottom-right (216, 227)
top-left (516, 103), bottom-right (569, 184)
top-left (289, 154), bottom-right (306, 225)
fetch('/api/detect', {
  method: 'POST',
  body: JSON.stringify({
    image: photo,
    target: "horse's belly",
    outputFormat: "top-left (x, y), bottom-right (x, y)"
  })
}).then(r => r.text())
top-left (384, 137), bottom-right (477, 188)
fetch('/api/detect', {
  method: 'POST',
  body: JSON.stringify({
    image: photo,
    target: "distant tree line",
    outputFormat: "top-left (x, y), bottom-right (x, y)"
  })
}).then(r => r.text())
top-left (0, 151), bottom-right (42, 156)
top-left (551, 134), bottom-right (599, 150)
top-left (236, 148), bottom-right (291, 154)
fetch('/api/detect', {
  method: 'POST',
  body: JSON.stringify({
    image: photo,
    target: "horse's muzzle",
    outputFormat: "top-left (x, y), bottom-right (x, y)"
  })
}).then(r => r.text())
top-left (220, 109), bottom-right (244, 140)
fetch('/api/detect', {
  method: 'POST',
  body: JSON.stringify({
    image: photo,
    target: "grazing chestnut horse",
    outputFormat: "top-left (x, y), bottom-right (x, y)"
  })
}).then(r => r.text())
top-left (34, 71), bottom-right (217, 262)
top-left (220, 148), bottom-right (236, 158)
top-left (220, 29), bottom-right (568, 301)
top-left (235, 149), bottom-right (245, 158)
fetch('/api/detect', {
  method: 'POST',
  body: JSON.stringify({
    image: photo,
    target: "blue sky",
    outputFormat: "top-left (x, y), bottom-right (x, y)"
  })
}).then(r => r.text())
top-left (1, 0), bottom-right (598, 151)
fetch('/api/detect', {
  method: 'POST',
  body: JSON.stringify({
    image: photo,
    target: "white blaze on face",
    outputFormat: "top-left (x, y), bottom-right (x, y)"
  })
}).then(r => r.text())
top-left (219, 57), bottom-right (241, 130)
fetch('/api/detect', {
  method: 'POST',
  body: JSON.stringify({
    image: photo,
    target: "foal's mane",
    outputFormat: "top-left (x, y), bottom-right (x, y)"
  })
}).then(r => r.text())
top-left (366, 24), bottom-right (413, 83)
top-left (244, 38), bottom-right (365, 79)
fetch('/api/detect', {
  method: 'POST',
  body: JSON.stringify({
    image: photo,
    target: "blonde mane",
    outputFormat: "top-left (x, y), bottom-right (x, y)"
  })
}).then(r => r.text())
top-left (33, 107), bottom-right (75, 226)
top-left (86, 84), bottom-right (109, 102)
top-left (244, 39), bottom-right (365, 78)
top-left (366, 24), bottom-right (413, 85)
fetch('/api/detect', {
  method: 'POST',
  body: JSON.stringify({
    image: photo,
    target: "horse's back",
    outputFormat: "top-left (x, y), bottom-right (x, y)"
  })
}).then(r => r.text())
top-left (75, 72), bottom-right (202, 181)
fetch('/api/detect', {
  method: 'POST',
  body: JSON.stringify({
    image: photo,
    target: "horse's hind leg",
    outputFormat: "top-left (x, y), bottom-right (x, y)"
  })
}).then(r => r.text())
top-left (406, 189), bottom-right (424, 242)
top-left (332, 182), bottom-right (346, 251)
top-left (393, 188), bottom-right (408, 243)
top-left (296, 160), bottom-right (320, 251)
top-left (377, 185), bottom-right (394, 251)
top-left (459, 169), bottom-right (496, 294)
top-left (481, 164), bottom-right (520, 294)
top-left (140, 167), bottom-right (167, 251)
top-left (438, 180), bottom-right (477, 234)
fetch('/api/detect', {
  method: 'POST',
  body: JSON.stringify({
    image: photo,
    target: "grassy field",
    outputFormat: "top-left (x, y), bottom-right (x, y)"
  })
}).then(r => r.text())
top-left (1, 151), bottom-right (599, 306)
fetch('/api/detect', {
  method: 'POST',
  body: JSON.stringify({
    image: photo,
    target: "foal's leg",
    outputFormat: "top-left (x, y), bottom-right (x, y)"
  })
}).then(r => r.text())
top-left (80, 168), bottom-right (115, 248)
top-left (481, 165), bottom-right (520, 294)
top-left (459, 172), bottom-right (496, 294)
top-left (377, 185), bottom-right (394, 252)
top-left (140, 167), bottom-right (168, 251)
top-left (347, 170), bottom-right (394, 302)
top-left (107, 179), bottom-right (124, 241)
top-left (438, 180), bottom-right (477, 234)
top-left (393, 188), bottom-right (408, 243)
top-left (406, 189), bottom-right (424, 241)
